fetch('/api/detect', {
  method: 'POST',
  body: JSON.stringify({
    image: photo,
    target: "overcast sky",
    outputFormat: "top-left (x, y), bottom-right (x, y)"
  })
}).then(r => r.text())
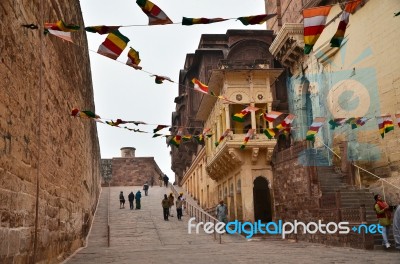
top-left (80, 0), bottom-right (267, 182)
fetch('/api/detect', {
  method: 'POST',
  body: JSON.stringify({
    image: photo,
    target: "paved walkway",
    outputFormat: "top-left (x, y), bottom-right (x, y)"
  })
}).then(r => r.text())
top-left (64, 186), bottom-right (398, 264)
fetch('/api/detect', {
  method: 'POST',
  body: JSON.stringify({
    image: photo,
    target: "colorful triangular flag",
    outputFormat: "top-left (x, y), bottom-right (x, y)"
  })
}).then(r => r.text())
top-left (303, 6), bottom-right (332, 54)
top-left (136, 0), bottom-right (173, 25)
top-left (240, 129), bottom-right (255, 149)
top-left (192, 78), bottom-right (209, 94)
top-left (237, 14), bottom-right (277, 25)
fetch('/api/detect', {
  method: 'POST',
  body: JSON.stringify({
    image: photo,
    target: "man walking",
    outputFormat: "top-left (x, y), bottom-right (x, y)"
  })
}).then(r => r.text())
top-left (168, 193), bottom-right (174, 217)
top-left (374, 194), bottom-right (392, 248)
top-left (162, 194), bottom-right (170, 221)
top-left (176, 194), bottom-right (183, 220)
top-left (128, 191), bottom-right (135, 210)
top-left (216, 200), bottom-right (228, 223)
top-left (143, 182), bottom-right (149, 196)
top-left (163, 174), bottom-right (169, 187)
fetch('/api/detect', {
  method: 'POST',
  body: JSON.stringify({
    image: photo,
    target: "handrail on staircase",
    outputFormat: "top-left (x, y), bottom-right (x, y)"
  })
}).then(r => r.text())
top-left (170, 184), bottom-right (223, 244)
top-left (315, 136), bottom-right (400, 201)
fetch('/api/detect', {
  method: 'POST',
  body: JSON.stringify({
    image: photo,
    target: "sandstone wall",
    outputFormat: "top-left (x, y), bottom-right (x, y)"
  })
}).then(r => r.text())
top-left (106, 157), bottom-right (163, 187)
top-left (0, 0), bottom-right (101, 263)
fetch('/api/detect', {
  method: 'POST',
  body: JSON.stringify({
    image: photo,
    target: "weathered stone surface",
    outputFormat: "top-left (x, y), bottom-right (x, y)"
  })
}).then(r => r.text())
top-left (0, 0), bottom-right (101, 262)
top-left (102, 156), bottom-right (163, 187)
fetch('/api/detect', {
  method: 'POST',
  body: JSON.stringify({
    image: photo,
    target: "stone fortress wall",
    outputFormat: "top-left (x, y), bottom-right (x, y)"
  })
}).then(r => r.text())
top-left (101, 147), bottom-right (164, 187)
top-left (0, 0), bottom-right (101, 262)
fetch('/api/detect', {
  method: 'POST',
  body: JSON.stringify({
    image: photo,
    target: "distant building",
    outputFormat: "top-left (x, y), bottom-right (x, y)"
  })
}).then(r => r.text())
top-left (101, 147), bottom-right (163, 186)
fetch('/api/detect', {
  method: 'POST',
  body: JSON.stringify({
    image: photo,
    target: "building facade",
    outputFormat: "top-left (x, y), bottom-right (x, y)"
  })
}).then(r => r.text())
top-left (101, 147), bottom-right (164, 187)
top-left (172, 30), bottom-right (288, 222)
top-left (265, 0), bottom-right (400, 248)
top-left (268, 0), bottom-right (400, 203)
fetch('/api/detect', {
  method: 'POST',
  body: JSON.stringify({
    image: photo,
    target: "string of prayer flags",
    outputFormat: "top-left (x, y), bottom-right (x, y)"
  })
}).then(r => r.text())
top-left (240, 129), bottom-right (255, 149)
top-left (237, 14), bottom-right (277, 25)
top-left (152, 75), bottom-right (173, 84)
top-left (202, 128), bottom-right (213, 138)
top-left (126, 47), bottom-right (142, 70)
top-left (136, 0), bottom-right (173, 25)
top-left (377, 117), bottom-right (385, 138)
top-left (282, 126), bottom-right (291, 138)
top-left (210, 92), bottom-right (236, 104)
top-left (44, 20), bottom-right (80, 32)
top-left (192, 78), bottom-right (209, 94)
top-left (153, 125), bottom-right (168, 133)
top-left (276, 114), bottom-right (295, 131)
top-left (232, 106), bottom-right (259, 122)
top-left (124, 127), bottom-right (147, 133)
top-left (377, 115), bottom-right (394, 138)
top-left (182, 135), bottom-right (192, 142)
top-left (330, 0), bottom-right (362, 47)
top-left (97, 30), bottom-right (129, 60)
top-left (215, 129), bottom-right (230, 147)
top-left (395, 114), bottom-right (400, 127)
top-left (383, 116), bottom-right (394, 134)
top-left (45, 29), bottom-right (73, 42)
top-left (106, 120), bottom-right (121, 126)
top-left (182, 17), bottom-right (228, 26)
top-left (303, 6), bottom-right (332, 54)
top-left (351, 117), bottom-right (369, 129)
top-left (232, 109), bottom-right (250, 122)
top-left (263, 128), bottom-right (276, 139)
top-left (169, 128), bottom-right (183, 147)
top-left (44, 20), bottom-right (80, 42)
top-left (262, 111), bottom-right (283, 122)
top-left (328, 118), bottom-right (346, 130)
top-left (306, 117), bottom-right (326, 141)
top-left (85, 25), bottom-right (121, 34)
top-left (105, 119), bottom-right (147, 127)
top-left (193, 134), bottom-right (204, 143)
top-left (71, 109), bottom-right (101, 119)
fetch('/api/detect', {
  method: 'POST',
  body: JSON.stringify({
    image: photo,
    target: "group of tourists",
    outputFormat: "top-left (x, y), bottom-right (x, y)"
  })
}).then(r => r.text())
top-left (161, 192), bottom-right (184, 221)
top-left (374, 194), bottom-right (400, 250)
top-left (119, 190), bottom-right (142, 210)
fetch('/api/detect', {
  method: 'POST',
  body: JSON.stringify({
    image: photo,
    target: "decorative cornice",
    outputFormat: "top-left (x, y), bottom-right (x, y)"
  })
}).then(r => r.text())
top-left (269, 23), bottom-right (304, 69)
top-left (270, 23), bottom-right (304, 56)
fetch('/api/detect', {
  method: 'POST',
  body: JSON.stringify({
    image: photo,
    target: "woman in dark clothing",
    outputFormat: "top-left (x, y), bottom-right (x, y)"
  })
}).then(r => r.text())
top-left (128, 191), bottom-right (135, 210)
top-left (135, 190), bottom-right (142, 209)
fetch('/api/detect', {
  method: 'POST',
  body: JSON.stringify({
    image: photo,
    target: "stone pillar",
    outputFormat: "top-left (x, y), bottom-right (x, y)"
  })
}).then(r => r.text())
top-left (120, 147), bottom-right (136, 158)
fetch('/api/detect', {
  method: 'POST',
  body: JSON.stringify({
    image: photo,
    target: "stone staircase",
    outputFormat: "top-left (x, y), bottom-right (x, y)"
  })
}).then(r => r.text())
top-left (317, 166), bottom-right (376, 222)
top-left (311, 149), bottom-right (397, 249)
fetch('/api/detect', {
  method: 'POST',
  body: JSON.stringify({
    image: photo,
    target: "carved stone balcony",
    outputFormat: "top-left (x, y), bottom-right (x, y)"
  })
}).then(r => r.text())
top-left (269, 23), bottom-right (304, 69)
top-left (205, 133), bottom-right (276, 181)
